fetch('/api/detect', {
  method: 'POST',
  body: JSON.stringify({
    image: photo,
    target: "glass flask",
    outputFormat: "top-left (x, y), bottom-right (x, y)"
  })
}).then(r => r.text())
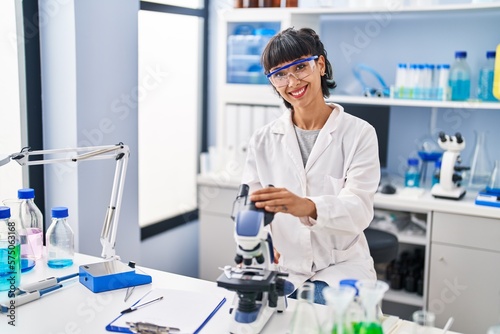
top-left (487, 160), bottom-right (500, 195)
top-left (323, 284), bottom-right (356, 334)
top-left (290, 282), bottom-right (321, 334)
top-left (405, 158), bottom-right (421, 188)
top-left (355, 280), bottom-right (389, 334)
top-left (468, 130), bottom-right (492, 190)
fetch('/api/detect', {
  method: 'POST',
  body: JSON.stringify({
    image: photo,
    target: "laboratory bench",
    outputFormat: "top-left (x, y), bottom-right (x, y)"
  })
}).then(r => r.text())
top-left (0, 253), bottom-right (459, 334)
top-left (197, 173), bottom-right (500, 333)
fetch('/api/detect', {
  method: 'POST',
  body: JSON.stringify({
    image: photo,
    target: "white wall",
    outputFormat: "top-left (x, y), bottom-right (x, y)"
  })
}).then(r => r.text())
top-left (0, 1), bottom-right (24, 201)
top-left (39, 0), bottom-right (140, 262)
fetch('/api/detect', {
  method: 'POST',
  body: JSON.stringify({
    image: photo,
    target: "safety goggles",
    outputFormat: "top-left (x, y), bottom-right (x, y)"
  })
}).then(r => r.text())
top-left (266, 55), bottom-right (318, 88)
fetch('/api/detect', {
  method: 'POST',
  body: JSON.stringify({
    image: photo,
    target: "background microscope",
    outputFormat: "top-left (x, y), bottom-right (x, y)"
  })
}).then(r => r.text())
top-left (431, 132), bottom-right (469, 200)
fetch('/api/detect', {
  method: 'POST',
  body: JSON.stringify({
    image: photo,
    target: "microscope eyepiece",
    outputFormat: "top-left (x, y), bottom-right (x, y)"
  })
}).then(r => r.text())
top-left (237, 184), bottom-right (250, 198)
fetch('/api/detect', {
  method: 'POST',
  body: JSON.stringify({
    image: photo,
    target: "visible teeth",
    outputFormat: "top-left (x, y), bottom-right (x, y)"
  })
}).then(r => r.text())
top-left (291, 87), bottom-right (305, 96)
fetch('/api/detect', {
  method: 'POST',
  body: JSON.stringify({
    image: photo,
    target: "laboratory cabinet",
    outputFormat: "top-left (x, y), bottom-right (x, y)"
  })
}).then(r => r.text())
top-left (428, 212), bottom-right (500, 333)
top-left (374, 209), bottom-right (430, 317)
top-left (198, 184), bottom-right (238, 281)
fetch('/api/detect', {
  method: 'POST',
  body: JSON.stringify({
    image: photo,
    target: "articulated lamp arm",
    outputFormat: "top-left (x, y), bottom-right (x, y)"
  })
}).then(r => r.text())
top-left (2, 143), bottom-right (130, 260)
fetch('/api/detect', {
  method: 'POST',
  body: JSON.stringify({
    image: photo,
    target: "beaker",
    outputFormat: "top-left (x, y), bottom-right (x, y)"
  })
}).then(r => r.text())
top-left (468, 130), bottom-right (492, 190)
top-left (487, 160), bottom-right (500, 195)
top-left (417, 133), bottom-right (443, 189)
top-left (412, 310), bottom-right (435, 334)
top-left (355, 280), bottom-right (389, 334)
top-left (322, 284), bottom-right (356, 334)
top-left (289, 282), bottom-right (321, 334)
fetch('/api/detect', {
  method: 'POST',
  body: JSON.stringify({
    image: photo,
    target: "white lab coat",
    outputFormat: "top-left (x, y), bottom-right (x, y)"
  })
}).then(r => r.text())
top-left (241, 103), bottom-right (379, 291)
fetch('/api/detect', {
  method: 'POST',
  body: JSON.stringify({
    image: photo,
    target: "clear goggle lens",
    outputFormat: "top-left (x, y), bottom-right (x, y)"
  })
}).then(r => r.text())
top-left (267, 56), bottom-right (318, 88)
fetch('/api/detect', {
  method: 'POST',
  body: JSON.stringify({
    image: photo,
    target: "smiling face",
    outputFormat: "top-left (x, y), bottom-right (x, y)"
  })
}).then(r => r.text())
top-left (261, 28), bottom-right (335, 111)
top-left (270, 55), bottom-right (326, 110)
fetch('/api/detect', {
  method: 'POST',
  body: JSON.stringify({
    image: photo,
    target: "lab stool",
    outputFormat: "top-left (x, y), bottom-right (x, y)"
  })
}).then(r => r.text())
top-left (364, 227), bottom-right (398, 264)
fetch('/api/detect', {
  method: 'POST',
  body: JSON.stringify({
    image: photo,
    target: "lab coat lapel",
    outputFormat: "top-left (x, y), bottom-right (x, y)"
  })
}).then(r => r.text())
top-left (304, 105), bottom-right (340, 173)
top-left (273, 111), bottom-right (307, 185)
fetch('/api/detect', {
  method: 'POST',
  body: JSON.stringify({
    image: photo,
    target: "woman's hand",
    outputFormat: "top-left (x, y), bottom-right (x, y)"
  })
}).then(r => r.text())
top-left (250, 187), bottom-right (317, 219)
top-left (273, 248), bottom-right (281, 264)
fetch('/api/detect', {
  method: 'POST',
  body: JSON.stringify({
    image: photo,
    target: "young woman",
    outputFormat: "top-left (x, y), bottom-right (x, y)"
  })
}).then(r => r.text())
top-left (241, 27), bottom-right (380, 304)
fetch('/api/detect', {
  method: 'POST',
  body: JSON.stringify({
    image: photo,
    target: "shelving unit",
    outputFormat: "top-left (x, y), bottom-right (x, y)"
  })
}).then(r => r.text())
top-left (222, 84), bottom-right (500, 109)
top-left (216, 3), bottom-right (500, 149)
top-left (330, 95), bottom-right (500, 110)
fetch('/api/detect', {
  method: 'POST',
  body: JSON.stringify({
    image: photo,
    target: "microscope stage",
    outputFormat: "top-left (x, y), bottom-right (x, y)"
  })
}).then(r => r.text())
top-left (217, 268), bottom-right (279, 293)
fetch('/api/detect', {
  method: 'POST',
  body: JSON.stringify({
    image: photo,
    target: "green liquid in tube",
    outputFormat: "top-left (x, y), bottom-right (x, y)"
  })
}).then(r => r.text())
top-left (358, 322), bottom-right (383, 334)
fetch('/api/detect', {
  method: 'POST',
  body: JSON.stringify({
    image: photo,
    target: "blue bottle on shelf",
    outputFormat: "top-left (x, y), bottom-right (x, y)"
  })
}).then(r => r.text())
top-left (46, 207), bottom-right (74, 268)
top-left (405, 158), bottom-right (421, 188)
top-left (449, 51), bottom-right (471, 101)
top-left (0, 206), bottom-right (21, 291)
top-left (478, 51), bottom-right (498, 102)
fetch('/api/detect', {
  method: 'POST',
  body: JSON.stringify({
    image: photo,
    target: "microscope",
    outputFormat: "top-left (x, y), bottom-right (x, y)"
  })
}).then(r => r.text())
top-left (217, 184), bottom-right (288, 334)
top-left (431, 132), bottom-right (469, 200)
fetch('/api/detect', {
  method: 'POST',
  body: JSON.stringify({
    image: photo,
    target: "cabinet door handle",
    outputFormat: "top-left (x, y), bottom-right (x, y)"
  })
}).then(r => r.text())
top-left (439, 256), bottom-right (445, 262)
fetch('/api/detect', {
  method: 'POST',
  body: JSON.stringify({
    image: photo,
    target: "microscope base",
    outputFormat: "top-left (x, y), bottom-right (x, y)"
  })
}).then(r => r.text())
top-left (431, 184), bottom-right (466, 200)
top-left (229, 296), bottom-right (278, 334)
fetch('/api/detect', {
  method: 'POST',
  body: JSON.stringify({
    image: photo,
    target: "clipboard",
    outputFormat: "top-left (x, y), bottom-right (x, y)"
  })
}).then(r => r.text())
top-left (106, 288), bottom-right (227, 333)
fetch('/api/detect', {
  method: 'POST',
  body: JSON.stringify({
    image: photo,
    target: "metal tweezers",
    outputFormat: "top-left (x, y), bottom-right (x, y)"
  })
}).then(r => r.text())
top-left (127, 321), bottom-right (180, 334)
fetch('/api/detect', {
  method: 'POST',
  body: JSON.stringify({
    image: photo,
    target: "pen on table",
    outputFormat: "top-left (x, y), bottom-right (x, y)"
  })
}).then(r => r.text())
top-left (121, 296), bottom-right (164, 314)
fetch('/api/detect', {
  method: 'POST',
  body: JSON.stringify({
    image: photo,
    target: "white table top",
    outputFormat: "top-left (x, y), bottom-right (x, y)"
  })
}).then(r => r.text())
top-left (0, 253), bottom-right (458, 334)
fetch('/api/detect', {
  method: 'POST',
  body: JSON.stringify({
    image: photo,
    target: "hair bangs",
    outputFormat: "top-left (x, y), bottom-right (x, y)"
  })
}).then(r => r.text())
top-left (262, 32), bottom-right (314, 74)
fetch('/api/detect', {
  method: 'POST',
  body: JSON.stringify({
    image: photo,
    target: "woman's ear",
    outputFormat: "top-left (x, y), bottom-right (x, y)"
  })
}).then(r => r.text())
top-left (318, 55), bottom-right (326, 75)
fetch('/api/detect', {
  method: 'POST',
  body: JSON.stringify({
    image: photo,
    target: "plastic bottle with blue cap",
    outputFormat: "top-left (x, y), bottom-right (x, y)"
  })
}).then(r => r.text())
top-left (46, 207), bottom-right (74, 268)
top-left (478, 51), bottom-right (498, 102)
top-left (449, 51), bottom-right (471, 101)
